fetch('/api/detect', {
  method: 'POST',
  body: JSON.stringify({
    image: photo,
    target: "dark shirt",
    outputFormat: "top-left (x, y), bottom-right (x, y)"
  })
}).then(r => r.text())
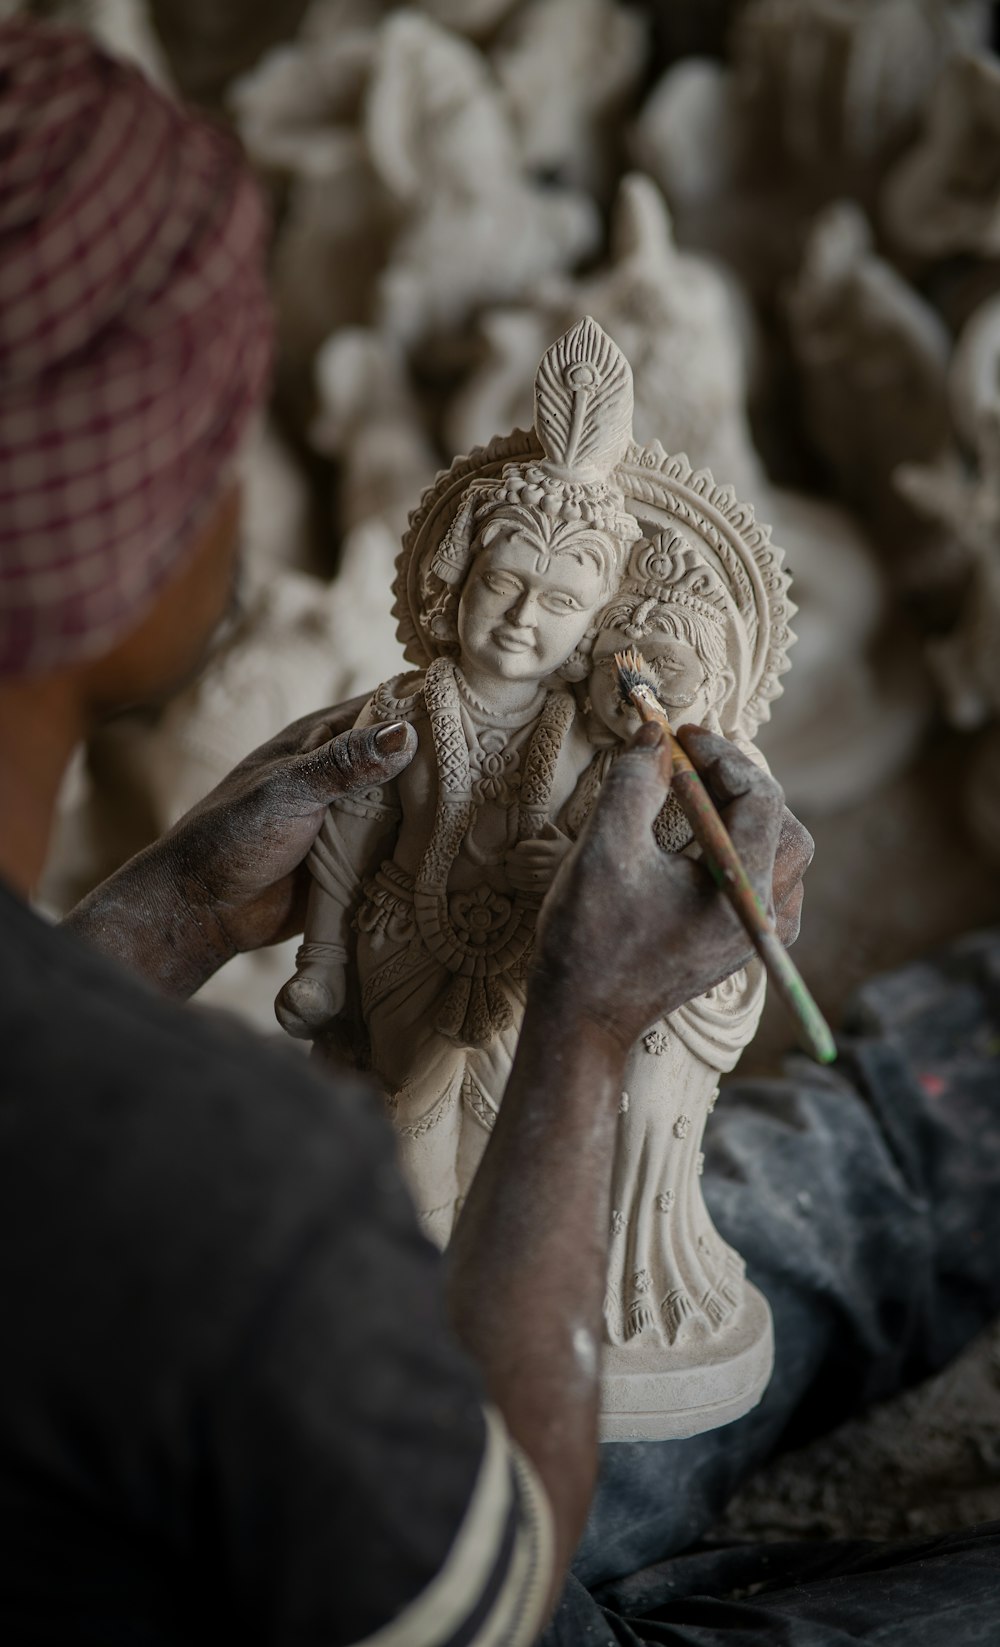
top-left (0, 880), bottom-right (550, 1645)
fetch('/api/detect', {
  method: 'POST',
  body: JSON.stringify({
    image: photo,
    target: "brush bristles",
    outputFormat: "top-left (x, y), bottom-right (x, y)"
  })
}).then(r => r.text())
top-left (613, 648), bottom-right (661, 709)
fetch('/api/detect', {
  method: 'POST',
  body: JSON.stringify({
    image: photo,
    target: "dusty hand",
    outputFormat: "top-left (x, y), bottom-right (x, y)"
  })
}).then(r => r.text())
top-left (153, 702), bottom-right (416, 958)
top-left (66, 695), bottom-right (417, 996)
top-left (504, 823), bottom-right (574, 895)
top-left (532, 723), bottom-right (812, 1052)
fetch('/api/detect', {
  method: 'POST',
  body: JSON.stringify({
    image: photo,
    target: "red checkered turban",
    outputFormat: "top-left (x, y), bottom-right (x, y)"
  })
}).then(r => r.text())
top-left (0, 20), bottom-right (273, 677)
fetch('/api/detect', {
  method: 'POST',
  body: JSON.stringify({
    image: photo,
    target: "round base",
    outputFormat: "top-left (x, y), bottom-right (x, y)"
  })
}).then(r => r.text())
top-left (598, 1282), bottom-right (774, 1442)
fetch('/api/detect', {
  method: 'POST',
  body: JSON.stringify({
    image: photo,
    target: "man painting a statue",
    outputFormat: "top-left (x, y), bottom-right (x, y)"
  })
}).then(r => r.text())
top-left (3, 18), bottom-right (1000, 1647)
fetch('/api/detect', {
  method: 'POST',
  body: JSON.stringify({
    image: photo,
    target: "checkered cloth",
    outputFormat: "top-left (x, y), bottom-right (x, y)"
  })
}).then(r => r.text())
top-left (0, 19), bottom-right (273, 677)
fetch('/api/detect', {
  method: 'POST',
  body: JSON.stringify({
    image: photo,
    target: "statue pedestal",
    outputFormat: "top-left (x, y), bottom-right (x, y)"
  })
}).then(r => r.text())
top-left (598, 1282), bottom-right (774, 1442)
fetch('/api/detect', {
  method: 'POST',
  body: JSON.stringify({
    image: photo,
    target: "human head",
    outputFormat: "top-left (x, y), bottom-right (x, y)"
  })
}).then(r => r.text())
top-left (0, 19), bottom-right (272, 703)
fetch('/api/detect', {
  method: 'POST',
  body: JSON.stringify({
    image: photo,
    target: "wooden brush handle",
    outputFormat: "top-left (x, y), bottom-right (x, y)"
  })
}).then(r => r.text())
top-left (621, 671), bottom-right (835, 1062)
top-left (672, 766), bottom-right (770, 937)
top-left (671, 764), bottom-right (835, 1064)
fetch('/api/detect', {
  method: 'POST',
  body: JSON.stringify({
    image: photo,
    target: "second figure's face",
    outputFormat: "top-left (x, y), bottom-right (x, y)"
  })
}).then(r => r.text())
top-left (457, 529), bottom-right (606, 683)
top-left (588, 630), bottom-right (719, 738)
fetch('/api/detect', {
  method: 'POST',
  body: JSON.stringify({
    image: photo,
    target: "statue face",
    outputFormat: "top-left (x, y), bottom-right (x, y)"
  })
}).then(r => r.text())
top-left (457, 528), bottom-right (606, 683)
top-left (589, 629), bottom-right (721, 737)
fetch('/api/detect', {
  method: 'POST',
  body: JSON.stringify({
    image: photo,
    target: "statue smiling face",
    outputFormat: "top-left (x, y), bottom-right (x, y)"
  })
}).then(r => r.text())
top-left (400, 320), bottom-right (645, 681)
top-left (457, 504), bottom-right (621, 685)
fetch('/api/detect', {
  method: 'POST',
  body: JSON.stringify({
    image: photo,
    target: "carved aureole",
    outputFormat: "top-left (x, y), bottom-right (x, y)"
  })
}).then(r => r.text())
top-left (275, 317), bottom-right (795, 1441)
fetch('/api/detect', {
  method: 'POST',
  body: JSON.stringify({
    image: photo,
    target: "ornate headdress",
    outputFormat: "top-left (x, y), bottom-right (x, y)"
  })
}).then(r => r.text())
top-left (393, 319), bottom-right (796, 740)
top-left (600, 534), bottom-right (732, 644)
top-left (394, 318), bottom-right (642, 660)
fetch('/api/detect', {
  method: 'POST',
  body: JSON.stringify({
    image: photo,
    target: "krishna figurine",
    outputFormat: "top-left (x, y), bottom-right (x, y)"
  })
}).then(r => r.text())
top-left (276, 317), bottom-right (796, 1440)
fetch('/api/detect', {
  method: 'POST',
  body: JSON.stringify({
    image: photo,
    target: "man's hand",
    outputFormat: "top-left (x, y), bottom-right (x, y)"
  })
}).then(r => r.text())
top-left (155, 702), bottom-right (416, 955)
top-left (532, 722), bottom-right (812, 1053)
top-left (65, 698), bottom-right (417, 997)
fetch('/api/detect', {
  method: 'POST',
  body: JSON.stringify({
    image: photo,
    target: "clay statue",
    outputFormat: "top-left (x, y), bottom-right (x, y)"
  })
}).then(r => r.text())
top-left (881, 49), bottom-right (1000, 262)
top-left (365, 11), bottom-right (599, 347)
top-left (896, 292), bottom-right (1000, 730)
top-left (310, 326), bottom-right (435, 690)
top-left (274, 317), bottom-right (795, 1440)
top-left (786, 201), bottom-right (951, 546)
top-left (490, 0), bottom-right (648, 199)
top-left (732, 0), bottom-right (988, 184)
top-left (895, 294), bottom-right (1000, 869)
top-left (630, 0), bottom-right (990, 293)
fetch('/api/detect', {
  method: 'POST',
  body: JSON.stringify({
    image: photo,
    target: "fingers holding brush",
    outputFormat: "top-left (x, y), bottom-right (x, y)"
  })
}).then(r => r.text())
top-left (607, 647), bottom-right (833, 1060)
top-left (676, 725), bottom-right (786, 907)
top-left (531, 725), bottom-right (787, 1048)
top-left (677, 724), bottom-right (810, 946)
top-left (595, 721), bottom-right (675, 864)
top-left (772, 810), bottom-right (814, 947)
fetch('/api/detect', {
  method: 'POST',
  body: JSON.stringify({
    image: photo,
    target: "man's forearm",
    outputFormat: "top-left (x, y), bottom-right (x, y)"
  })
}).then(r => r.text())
top-left (64, 844), bottom-right (234, 999)
top-left (447, 987), bottom-right (624, 1591)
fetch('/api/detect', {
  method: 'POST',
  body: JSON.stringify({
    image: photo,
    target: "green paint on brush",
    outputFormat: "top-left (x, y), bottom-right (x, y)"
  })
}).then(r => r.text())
top-left (757, 932), bottom-right (837, 1064)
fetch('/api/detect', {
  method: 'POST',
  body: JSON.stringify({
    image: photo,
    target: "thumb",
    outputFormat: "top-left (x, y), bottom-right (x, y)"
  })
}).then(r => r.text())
top-left (288, 721), bottom-right (417, 804)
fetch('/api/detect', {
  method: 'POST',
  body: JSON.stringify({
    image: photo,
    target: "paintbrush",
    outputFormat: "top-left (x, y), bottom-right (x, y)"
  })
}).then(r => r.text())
top-left (614, 649), bottom-right (836, 1066)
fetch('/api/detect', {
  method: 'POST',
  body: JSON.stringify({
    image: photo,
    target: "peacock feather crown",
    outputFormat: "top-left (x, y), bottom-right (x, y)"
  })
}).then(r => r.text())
top-left (392, 317), bottom-right (796, 739)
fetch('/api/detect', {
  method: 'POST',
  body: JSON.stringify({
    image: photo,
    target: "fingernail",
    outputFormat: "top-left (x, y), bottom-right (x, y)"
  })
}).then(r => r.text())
top-left (373, 722), bottom-right (409, 753)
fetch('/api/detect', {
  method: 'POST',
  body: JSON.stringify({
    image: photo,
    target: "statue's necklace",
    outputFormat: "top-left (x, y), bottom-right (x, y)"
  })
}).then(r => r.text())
top-left (453, 668), bottom-right (546, 732)
top-left (454, 670), bottom-right (547, 833)
top-left (413, 656), bottom-right (574, 981)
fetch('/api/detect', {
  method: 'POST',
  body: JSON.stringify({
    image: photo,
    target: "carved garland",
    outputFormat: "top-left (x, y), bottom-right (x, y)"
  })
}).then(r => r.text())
top-left (412, 658), bottom-right (575, 1048)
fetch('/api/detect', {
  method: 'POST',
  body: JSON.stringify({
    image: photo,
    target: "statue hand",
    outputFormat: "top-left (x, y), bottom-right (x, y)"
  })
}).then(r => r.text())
top-left (532, 724), bottom-right (811, 1052)
top-left (504, 824), bottom-right (574, 894)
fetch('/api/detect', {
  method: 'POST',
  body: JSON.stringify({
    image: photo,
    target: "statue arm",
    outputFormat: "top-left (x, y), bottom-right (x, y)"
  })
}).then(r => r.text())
top-left (275, 695), bottom-right (407, 1036)
top-left (295, 782), bottom-right (403, 968)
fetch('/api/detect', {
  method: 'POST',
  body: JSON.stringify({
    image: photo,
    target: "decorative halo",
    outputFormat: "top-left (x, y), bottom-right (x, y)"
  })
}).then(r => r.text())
top-left (392, 433), bottom-right (795, 740)
top-left (614, 444), bottom-right (796, 739)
